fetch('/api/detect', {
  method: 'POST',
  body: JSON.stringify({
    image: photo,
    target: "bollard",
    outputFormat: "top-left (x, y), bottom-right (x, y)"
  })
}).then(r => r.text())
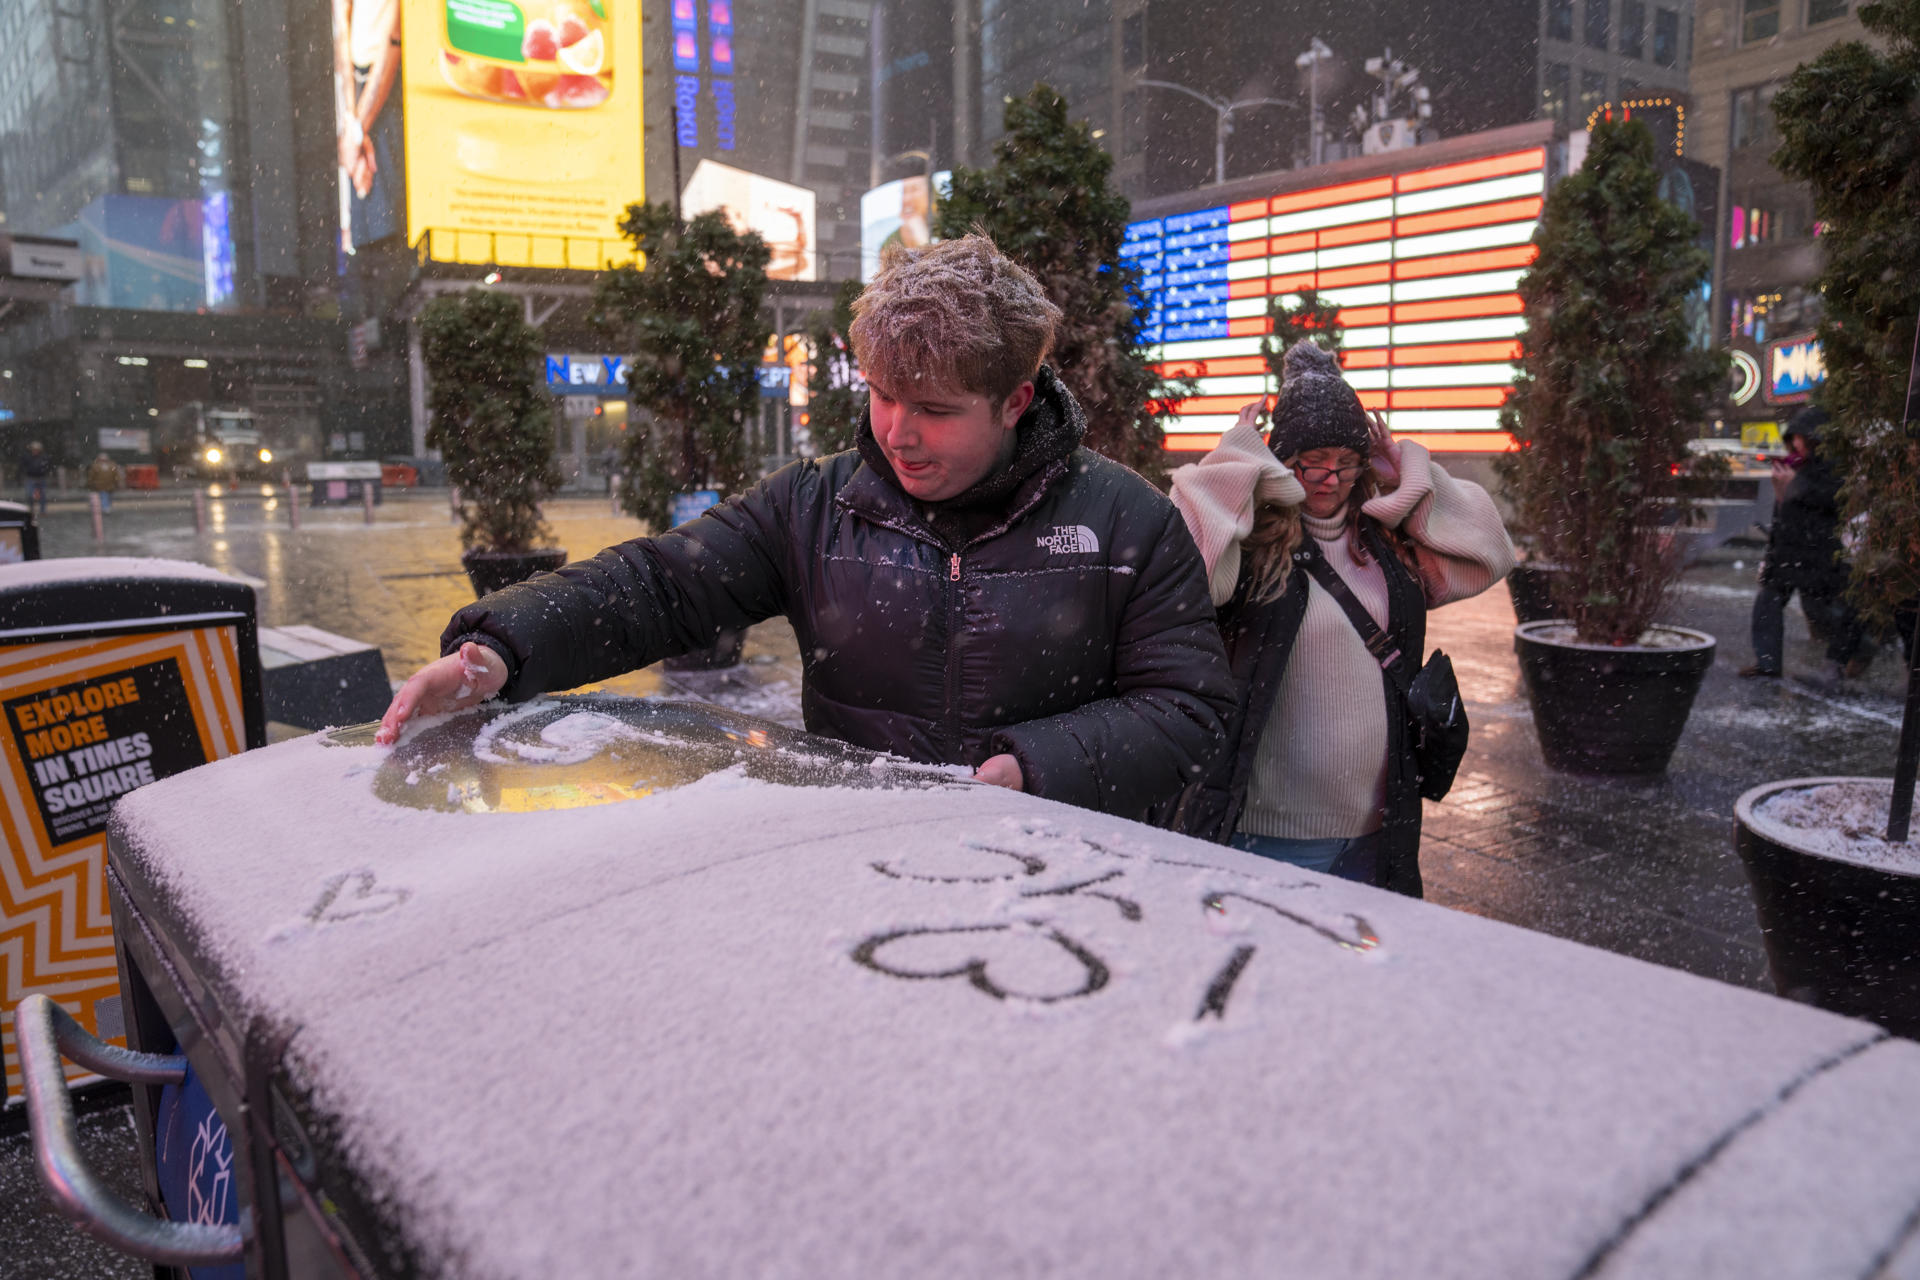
top-left (363, 480), bottom-right (376, 525)
top-left (610, 472), bottom-right (622, 516)
top-left (89, 492), bottom-right (104, 541)
top-left (193, 489), bottom-right (207, 534)
top-left (449, 484), bottom-right (460, 523)
top-left (287, 480), bottom-right (301, 530)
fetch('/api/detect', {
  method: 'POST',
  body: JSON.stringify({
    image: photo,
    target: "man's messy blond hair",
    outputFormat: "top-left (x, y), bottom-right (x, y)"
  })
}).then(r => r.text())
top-left (850, 234), bottom-right (1062, 406)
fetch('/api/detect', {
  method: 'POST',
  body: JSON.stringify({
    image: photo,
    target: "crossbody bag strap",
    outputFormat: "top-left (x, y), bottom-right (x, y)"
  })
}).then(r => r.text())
top-left (1295, 541), bottom-right (1410, 693)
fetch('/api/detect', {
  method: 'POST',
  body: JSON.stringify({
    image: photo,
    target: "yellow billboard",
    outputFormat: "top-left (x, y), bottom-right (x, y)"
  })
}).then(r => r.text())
top-left (401, 0), bottom-right (644, 267)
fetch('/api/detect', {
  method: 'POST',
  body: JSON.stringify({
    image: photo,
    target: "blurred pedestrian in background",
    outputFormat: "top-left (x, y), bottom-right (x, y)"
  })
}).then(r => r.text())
top-left (1163, 342), bottom-right (1513, 895)
top-left (21, 440), bottom-right (49, 517)
top-left (86, 451), bottom-right (123, 514)
top-left (1740, 406), bottom-right (1868, 685)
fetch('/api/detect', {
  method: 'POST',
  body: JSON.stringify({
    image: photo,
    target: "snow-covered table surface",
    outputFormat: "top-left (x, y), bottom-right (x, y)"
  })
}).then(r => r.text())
top-left (109, 698), bottom-right (1920, 1279)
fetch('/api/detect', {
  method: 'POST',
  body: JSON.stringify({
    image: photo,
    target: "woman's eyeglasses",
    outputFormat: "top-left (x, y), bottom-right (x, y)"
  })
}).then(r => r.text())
top-left (1294, 463), bottom-right (1366, 484)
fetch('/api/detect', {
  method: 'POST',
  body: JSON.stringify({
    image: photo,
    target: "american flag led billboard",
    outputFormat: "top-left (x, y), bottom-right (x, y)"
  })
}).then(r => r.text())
top-left (1125, 146), bottom-right (1548, 452)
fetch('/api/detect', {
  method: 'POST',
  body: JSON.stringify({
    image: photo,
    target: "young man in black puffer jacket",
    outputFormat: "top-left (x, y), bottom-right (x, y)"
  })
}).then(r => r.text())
top-left (379, 235), bottom-right (1234, 820)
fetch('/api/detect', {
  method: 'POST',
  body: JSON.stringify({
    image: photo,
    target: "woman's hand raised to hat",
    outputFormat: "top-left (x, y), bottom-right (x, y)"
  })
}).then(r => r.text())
top-left (1368, 410), bottom-right (1403, 490)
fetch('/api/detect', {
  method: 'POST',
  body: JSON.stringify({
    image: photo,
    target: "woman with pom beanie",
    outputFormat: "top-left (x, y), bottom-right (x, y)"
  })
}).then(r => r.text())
top-left (1164, 341), bottom-right (1515, 894)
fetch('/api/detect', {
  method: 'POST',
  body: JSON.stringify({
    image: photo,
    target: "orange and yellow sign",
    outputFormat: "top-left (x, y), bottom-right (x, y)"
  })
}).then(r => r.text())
top-left (1, 627), bottom-right (248, 1097)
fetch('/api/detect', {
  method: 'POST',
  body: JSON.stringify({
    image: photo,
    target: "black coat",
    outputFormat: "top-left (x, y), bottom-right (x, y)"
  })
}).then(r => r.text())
top-left (1160, 520), bottom-right (1429, 896)
top-left (443, 373), bottom-right (1235, 820)
top-left (1763, 456), bottom-right (1848, 595)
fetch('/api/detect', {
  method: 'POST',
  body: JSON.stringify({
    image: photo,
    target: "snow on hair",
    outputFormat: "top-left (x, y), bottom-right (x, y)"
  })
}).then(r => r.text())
top-left (850, 234), bottom-right (1062, 404)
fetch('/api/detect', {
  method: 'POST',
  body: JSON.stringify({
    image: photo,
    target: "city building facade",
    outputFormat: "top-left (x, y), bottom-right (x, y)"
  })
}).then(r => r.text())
top-left (0, 0), bottom-right (363, 475)
top-left (1687, 0), bottom-right (1873, 440)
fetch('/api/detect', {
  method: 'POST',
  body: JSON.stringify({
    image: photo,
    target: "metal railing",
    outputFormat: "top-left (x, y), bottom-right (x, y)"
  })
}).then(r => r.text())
top-left (14, 993), bottom-right (248, 1266)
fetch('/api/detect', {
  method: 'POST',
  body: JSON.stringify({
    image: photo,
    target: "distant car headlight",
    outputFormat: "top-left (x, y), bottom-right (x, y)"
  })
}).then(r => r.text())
top-left (258, 447), bottom-right (273, 464)
top-left (204, 446), bottom-right (223, 465)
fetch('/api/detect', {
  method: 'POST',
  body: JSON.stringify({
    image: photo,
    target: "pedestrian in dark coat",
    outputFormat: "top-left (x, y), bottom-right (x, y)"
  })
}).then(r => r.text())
top-left (21, 441), bottom-right (50, 517)
top-left (1740, 406), bottom-right (1867, 682)
top-left (1161, 343), bottom-right (1513, 895)
top-left (378, 235), bottom-right (1235, 820)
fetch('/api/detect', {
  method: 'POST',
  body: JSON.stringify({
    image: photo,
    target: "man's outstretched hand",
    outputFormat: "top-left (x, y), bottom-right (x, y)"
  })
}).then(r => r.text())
top-left (375, 642), bottom-right (507, 746)
top-left (973, 753), bottom-right (1024, 791)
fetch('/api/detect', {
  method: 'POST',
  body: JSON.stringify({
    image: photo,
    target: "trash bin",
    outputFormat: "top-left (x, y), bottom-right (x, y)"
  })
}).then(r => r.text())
top-left (19, 692), bottom-right (1920, 1279)
top-left (0, 499), bottom-right (39, 562)
top-left (0, 557), bottom-right (263, 1102)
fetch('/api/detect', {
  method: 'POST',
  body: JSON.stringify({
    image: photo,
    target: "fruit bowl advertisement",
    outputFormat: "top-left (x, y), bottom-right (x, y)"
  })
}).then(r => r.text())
top-left (399, 0), bottom-right (644, 266)
top-left (438, 0), bottom-right (612, 109)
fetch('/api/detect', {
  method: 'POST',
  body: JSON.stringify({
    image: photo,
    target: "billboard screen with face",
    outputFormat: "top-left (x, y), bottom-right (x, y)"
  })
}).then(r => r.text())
top-left (399, 0), bottom-right (644, 267)
top-left (1126, 145), bottom-right (1549, 451)
top-left (860, 172), bottom-right (950, 282)
top-left (681, 159), bottom-right (817, 282)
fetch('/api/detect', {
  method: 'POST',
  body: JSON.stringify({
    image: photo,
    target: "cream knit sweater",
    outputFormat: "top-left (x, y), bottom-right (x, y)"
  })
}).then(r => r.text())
top-left (1170, 421), bottom-right (1515, 839)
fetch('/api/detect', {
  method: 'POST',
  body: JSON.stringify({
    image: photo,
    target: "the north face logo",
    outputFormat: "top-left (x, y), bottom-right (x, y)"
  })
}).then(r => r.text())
top-left (1037, 525), bottom-right (1100, 554)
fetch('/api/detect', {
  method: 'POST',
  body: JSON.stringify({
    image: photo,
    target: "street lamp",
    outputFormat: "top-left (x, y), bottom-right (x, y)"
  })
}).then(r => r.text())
top-left (1132, 78), bottom-right (1299, 185)
top-left (1295, 37), bottom-right (1335, 168)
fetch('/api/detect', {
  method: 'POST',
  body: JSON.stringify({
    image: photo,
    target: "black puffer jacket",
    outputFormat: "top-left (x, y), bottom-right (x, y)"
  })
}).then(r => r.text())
top-left (443, 369), bottom-right (1235, 819)
top-left (1762, 455), bottom-right (1848, 596)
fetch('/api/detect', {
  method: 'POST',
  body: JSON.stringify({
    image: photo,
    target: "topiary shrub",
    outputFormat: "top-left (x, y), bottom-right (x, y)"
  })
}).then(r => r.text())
top-left (420, 289), bottom-right (563, 553)
top-left (592, 202), bottom-right (772, 531)
top-left (801, 280), bottom-right (864, 458)
top-left (936, 84), bottom-right (1186, 480)
top-left (1497, 118), bottom-right (1728, 644)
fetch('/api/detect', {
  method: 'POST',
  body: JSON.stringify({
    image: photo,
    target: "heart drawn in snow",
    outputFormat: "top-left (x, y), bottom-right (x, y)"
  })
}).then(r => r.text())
top-left (306, 870), bottom-right (412, 925)
top-left (852, 924), bottom-right (1110, 1003)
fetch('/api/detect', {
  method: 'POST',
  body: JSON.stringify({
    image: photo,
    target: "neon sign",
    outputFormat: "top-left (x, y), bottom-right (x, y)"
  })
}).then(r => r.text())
top-left (1126, 146), bottom-right (1549, 449)
top-left (1764, 333), bottom-right (1824, 405)
top-left (1729, 349), bottom-right (1761, 406)
top-left (671, 0), bottom-right (735, 151)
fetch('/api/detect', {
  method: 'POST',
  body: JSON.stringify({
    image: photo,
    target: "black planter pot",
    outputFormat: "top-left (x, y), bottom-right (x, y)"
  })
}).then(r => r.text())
top-left (1735, 777), bottom-right (1920, 1038)
top-left (662, 626), bottom-right (748, 671)
top-left (461, 548), bottom-right (568, 598)
top-left (1506, 563), bottom-right (1564, 625)
top-left (1513, 620), bottom-right (1715, 775)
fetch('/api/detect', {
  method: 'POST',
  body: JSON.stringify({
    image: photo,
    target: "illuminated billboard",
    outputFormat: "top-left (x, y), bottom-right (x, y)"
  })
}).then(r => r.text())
top-left (334, 0), bottom-right (406, 252)
top-left (859, 171), bottom-right (950, 282)
top-left (1125, 145), bottom-right (1549, 451)
top-left (1763, 332), bottom-right (1825, 405)
top-left (681, 159), bottom-right (817, 281)
top-left (671, 0), bottom-right (735, 150)
top-left (401, 0), bottom-right (644, 267)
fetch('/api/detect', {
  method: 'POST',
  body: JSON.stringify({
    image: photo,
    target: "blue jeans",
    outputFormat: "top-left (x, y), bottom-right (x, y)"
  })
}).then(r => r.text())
top-left (1230, 830), bottom-right (1382, 884)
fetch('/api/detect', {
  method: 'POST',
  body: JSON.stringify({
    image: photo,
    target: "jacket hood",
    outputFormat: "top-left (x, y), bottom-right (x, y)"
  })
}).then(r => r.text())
top-left (1784, 405), bottom-right (1828, 449)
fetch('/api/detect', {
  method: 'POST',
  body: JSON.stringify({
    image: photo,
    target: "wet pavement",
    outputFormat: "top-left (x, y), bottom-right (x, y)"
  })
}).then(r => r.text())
top-left (3, 485), bottom-right (1912, 1276)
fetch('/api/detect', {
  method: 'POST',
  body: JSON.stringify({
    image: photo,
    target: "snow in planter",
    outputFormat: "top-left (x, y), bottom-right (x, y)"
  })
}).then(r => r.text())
top-left (1748, 780), bottom-right (1920, 874)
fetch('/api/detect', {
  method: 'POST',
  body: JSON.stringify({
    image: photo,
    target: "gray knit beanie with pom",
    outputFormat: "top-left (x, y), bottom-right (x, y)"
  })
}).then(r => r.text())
top-left (1267, 341), bottom-right (1370, 461)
